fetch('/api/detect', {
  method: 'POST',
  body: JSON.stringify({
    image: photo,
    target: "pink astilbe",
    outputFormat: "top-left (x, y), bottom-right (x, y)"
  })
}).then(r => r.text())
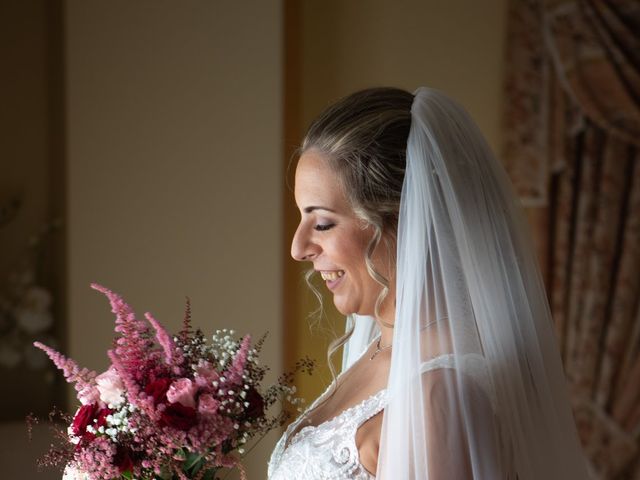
top-left (224, 335), bottom-right (251, 386)
top-left (91, 283), bottom-right (164, 407)
top-left (106, 350), bottom-right (157, 419)
top-left (145, 311), bottom-right (182, 371)
top-left (33, 342), bottom-right (98, 401)
top-left (91, 284), bottom-right (155, 366)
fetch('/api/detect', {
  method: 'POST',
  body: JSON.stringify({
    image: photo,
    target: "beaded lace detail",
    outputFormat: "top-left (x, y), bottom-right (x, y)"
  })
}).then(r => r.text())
top-left (267, 351), bottom-right (493, 479)
top-left (268, 387), bottom-right (386, 480)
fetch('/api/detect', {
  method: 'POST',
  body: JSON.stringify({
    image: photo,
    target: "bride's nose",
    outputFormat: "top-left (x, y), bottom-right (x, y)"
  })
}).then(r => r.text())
top-left (291, 224), bottom-right (319, 261)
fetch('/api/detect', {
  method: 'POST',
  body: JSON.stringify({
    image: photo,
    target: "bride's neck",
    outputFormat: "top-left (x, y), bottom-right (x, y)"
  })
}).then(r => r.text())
top-left (375, 312), bottom-right (394, 348)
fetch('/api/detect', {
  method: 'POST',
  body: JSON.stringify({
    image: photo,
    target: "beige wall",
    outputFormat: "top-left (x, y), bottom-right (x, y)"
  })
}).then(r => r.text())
top-left (292, 0), bottom-right (508, 400)
top-left (302, 0), bottom-right (507, 149)
top-left (1, 1), bottom-right (509, 477)
top-left (65, 1), bottom-right (282, 477)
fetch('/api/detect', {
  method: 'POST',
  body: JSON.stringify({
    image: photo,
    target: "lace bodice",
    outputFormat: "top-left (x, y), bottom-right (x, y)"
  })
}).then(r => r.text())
top-left (268, 378), bottom-right (386, 480)
top-left (268, 351), bottom-right (492, 479)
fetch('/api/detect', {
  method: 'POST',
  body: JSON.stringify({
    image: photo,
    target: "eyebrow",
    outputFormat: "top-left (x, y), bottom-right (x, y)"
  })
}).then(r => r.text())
top-left (303, 206), bottom-right (336, 214)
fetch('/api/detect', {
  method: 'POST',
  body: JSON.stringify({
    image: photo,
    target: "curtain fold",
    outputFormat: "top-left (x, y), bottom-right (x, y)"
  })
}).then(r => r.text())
top-left (503, 1), bottom-right (640, 478)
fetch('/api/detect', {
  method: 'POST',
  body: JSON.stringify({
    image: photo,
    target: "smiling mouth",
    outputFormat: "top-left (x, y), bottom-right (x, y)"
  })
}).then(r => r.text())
top-left (320, 270), bottom-right (344, 281)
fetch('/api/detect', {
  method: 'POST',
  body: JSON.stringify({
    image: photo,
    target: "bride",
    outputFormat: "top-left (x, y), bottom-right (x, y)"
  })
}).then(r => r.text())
top-left (268, 87), bottom-right (590, 479)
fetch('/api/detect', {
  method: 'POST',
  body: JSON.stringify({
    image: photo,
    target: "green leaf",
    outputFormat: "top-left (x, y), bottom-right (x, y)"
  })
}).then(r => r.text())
top-left (184, 452), bottom-right (204, 471)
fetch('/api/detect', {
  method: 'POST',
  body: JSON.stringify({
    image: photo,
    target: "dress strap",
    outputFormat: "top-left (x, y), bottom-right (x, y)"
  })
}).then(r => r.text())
top-left (351, 390), bottom-right (388, 429)
top-left (419, 353), bottom-right (496, 411)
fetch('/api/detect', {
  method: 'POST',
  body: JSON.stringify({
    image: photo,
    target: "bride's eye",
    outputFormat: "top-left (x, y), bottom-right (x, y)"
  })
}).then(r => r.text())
top-left (314, 223), bottom-right (335, 231)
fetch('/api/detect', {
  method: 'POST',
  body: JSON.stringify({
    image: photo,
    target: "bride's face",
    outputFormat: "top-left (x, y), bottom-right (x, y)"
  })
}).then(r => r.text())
top-left (290, 149), bottom-right (395, 319)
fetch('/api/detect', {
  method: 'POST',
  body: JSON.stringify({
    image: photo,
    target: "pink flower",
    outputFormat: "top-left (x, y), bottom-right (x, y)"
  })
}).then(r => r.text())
top-left (197, 394), bottom-right (220, 416)
top-left (224, 335), bottom-right (251, 385)
top-left (77, 384), bottom-right (101, 405)
top-left (194, 360), bottom-right (219, 388)
top-left (33, 341), bottom-right (98, 399)
top-left (166, 378), bottom-right (196, 408)
top-left (95, 367), bottom-right (125, 407)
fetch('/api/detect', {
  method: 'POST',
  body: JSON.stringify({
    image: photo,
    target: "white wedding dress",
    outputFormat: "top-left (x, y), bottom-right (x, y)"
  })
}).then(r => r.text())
top-left (267, 343), bottom-right (494, 480)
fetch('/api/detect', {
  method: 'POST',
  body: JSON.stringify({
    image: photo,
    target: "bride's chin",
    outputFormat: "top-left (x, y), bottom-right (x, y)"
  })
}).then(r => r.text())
top-left (334, 300), bottom-right (369, 317)
top-left (333, 303), bottom-right (350, 316)
top-left (332, 297), bottom-right (354, 316)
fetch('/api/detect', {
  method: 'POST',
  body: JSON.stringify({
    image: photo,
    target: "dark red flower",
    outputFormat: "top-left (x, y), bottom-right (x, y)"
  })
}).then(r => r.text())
top-left (144, 377), bottom-right (172, 406)
top-left (71, 404), bottom-right (113, 446)
top-left (244, 386), bottom-right (265, 420)
top-left (74, 431), bottom-right (97, 451)
top-left (72, 404), bottom-right (99, 436)
top-left (160, 402), bottom-right (197, 431)
top-left (114, 445), bottom-right (134, 473)
top-left (95, 407), bottom-right (112, 429)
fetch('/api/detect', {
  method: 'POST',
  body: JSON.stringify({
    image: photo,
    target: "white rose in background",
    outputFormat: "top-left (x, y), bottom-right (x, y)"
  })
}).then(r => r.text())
top-left (16, 309), bottom-right (54, 334)
top-left (0, 216), bottom-right (62, 374)
top-left (95, 367), bottom-right (125, 407)
top-left (16, 286), bottom-right (54, 334)
top-left (23, 285), bottom-right (52, 311)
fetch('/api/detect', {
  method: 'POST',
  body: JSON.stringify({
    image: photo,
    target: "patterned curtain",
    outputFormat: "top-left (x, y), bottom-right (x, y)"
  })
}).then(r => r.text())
top-left (503, 1), bottom-right (640, 478)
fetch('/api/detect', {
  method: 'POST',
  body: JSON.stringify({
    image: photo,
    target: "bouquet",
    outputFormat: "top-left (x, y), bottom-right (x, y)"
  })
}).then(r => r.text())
top-left (32, 283), bottom-right (313, 480)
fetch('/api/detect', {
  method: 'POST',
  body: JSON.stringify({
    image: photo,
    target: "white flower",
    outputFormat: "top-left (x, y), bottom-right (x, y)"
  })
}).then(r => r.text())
top-left (95, 367), bottom-right (125, 407)
top-left (62, 464), bottom-right (90, 480)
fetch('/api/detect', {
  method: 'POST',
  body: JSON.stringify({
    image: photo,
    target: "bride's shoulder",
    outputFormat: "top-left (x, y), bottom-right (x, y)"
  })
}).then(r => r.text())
top-left (420, 353), bottom-right (496, 410)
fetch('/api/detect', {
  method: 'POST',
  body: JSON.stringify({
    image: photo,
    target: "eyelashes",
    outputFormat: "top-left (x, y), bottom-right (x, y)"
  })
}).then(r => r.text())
top-left (314, 223), bottom-right (335, 231)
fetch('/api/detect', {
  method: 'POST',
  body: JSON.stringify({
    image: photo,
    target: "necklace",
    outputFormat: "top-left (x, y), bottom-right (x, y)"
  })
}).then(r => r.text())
top-left (369, 337), bottom-right (391, 360)
top-left (369, 318), bottom-right (443, 361)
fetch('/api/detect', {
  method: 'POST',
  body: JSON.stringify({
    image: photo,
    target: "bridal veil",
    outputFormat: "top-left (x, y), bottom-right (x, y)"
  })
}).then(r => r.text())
top-left (343, 87), bottom-right (589, 479)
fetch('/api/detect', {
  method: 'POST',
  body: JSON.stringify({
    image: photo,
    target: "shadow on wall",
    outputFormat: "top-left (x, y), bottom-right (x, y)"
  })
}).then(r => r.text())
top-left (0, 421), bottom-right (62, 480)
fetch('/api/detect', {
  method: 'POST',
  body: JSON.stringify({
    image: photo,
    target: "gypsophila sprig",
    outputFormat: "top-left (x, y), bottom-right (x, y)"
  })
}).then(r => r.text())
top-left (31, 284), bottom-right (315, 480)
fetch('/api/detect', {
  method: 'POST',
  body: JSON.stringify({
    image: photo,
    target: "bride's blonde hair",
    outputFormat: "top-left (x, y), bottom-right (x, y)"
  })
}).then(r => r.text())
top-left (297, 86), bottom-right (413, 388)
